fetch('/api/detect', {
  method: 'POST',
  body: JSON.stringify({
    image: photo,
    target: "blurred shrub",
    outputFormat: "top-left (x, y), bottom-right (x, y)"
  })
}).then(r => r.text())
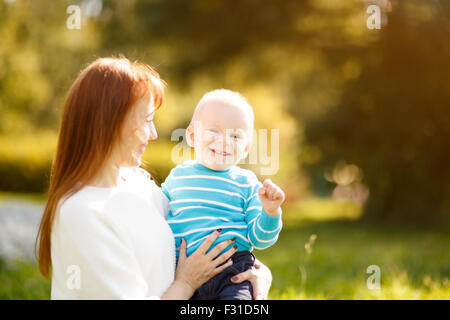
top-left (0, 133), bottom-right (55, 193)
top-left (141, 140), bottom-right (180, 186)
top-left (0, 133), bottom-right (177, 193)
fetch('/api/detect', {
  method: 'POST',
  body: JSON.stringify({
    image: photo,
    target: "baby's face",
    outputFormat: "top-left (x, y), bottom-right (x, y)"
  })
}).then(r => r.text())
top-left (189, 102), bottom-right (252, 171)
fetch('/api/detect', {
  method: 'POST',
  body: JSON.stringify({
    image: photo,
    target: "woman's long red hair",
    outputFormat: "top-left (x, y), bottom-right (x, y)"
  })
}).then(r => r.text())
top-left (35, 56), bottom-right (165, 279)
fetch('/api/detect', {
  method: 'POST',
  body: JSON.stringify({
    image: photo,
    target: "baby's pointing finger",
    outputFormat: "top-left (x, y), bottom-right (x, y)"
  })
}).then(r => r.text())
top-left (270, 188), bottom-right (277, 200)
top-left (273, 189), bottom-right (283, 199)
top-left (263, 179), bottom-right (273, 188)
top-left (263, 184), bottom-right (274, 199)
top-left (258, 186), bottom-right (265, 195)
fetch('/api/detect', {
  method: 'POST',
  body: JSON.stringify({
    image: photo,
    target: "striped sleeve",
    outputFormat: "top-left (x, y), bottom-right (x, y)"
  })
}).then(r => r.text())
top-left (244, 179), bottom-right (282, 250)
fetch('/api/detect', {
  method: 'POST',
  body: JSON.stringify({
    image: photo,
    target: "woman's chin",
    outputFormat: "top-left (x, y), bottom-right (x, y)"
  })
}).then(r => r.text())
top-left (135, 158), bottom-right (142, 167)
top-left (122, 157), bottom-right (141, 168)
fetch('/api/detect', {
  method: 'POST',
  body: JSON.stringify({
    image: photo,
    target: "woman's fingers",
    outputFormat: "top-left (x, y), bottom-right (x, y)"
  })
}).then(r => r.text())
top-left (178, 238), bottom-right (187, 262)
top-left (231, 258), bottom-right (272, 300)
top-left (230, 268), bottom-right (252, 284)
top-left (212, 258), bottom-right (233, 276)
top-left (195, 229), bottom-right (222, 255)
top-left (212, 244), bottom-right (238, 268)
top-left (231, 268), bottom-right (265, 300)
top-left (206, 237), bottom-right (235, 260)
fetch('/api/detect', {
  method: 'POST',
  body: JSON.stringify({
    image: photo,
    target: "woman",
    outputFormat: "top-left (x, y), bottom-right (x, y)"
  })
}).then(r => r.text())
top-left (35, 56), bottom-right (272, 299)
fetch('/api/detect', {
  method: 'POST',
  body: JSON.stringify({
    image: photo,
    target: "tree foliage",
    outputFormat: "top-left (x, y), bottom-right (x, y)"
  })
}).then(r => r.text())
top-left (1, 0), bottom-right (449, 226)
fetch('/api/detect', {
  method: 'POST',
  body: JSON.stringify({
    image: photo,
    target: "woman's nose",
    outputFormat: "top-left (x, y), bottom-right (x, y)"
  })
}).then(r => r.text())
top-left (149, 122), bottom-right (158, 140)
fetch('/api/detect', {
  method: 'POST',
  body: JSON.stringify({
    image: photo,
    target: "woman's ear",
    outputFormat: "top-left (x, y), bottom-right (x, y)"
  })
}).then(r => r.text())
top-left (186, 124), bottom-right (195, 147)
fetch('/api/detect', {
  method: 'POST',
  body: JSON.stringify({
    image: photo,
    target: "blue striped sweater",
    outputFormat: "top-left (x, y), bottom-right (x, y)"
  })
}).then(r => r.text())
top-left (161, 160), bottom-right (282, 257)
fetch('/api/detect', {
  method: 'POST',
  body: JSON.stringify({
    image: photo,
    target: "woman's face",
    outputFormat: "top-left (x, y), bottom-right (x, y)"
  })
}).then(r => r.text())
top-left (116, 93), bottom-right (158, 167)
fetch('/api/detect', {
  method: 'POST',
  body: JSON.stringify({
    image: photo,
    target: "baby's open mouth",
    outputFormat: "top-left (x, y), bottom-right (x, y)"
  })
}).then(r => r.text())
top-left (209, 148), bottom-right (231, 156)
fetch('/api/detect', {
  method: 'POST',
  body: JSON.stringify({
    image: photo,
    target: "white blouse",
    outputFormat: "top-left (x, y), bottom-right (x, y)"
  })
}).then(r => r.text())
top-left (50, 167), bottom-right (175, 299)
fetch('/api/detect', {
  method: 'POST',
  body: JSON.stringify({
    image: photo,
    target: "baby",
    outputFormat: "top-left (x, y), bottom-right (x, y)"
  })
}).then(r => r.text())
top-left (161, 89), bottom-right (285, 300)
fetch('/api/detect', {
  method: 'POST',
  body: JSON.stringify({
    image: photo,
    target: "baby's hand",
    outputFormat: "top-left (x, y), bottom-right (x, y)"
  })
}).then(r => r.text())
top-left (258, 179), bottom-right (285, 217)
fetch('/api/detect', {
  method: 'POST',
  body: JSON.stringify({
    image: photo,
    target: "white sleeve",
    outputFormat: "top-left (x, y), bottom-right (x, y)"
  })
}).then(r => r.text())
top-left (153, 186), bottom-right (170, 219)
top-left (56, 201), bottom-right (160, 299)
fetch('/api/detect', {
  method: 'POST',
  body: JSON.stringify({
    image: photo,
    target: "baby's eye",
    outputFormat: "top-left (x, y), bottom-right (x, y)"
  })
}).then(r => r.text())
top-left (205, 129), bottom-right (220, 137)
top-left (231, 134), bottom-right (241, 140)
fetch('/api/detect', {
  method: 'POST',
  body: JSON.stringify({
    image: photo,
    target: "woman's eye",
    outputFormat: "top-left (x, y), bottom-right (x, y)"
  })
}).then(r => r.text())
top-left (231, 134), bottom-right (241, 140)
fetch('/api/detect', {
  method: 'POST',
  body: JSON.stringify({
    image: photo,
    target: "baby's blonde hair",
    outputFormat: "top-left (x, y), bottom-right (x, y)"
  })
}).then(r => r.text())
top-left (191, 89), bottom-right (254, 132)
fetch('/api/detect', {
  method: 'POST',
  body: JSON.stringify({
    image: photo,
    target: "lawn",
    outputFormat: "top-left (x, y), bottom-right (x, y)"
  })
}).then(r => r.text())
top-left (0, 196), bottom-right (448, 300)
top-left (259, 220), bottom-right (450, 299)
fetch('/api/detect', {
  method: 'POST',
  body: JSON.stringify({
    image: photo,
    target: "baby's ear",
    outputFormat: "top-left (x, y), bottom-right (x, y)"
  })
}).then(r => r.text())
top-left (243, 143), bottom-right (250, 158)
top-left (186, 124), bottom-right (195, 147)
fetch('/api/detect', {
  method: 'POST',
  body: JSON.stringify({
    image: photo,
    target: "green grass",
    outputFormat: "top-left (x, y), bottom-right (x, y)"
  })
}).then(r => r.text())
top-left (0, 196), bottom-right (448, 299)
top-left (0, 258), bottom-right (50, 300)
top-left (258, 219), bottom-right (450, 299)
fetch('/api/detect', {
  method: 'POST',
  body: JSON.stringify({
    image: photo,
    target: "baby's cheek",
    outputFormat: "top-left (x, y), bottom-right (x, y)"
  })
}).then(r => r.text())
top-left (235, 144), bottom-right (246, 157)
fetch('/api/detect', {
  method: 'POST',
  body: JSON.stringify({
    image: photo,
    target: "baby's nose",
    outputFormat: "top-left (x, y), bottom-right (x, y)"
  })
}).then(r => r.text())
top-left (220, 134), bottom-right (232, 145)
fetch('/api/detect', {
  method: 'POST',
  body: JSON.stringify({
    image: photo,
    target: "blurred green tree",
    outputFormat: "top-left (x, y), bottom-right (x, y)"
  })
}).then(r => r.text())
top-left (1, 0), bottom-right (449, 227)
top-left (302, 2), bottom-right (450, 227)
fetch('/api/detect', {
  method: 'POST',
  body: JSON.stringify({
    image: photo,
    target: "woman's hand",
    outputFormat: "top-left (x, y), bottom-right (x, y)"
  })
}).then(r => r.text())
top-left (175, 229), bottom-right (238, 294)
top-left (230, 258), bottom-right (272, 300)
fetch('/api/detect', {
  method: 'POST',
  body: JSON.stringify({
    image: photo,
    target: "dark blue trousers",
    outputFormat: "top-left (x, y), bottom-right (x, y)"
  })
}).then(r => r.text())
top-left (190, 251), bottom-right (255, 300)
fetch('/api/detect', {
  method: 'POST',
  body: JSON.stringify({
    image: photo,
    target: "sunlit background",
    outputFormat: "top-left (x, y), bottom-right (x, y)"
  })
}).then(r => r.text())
top-left (0, 0), bottom-right (449, 299)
